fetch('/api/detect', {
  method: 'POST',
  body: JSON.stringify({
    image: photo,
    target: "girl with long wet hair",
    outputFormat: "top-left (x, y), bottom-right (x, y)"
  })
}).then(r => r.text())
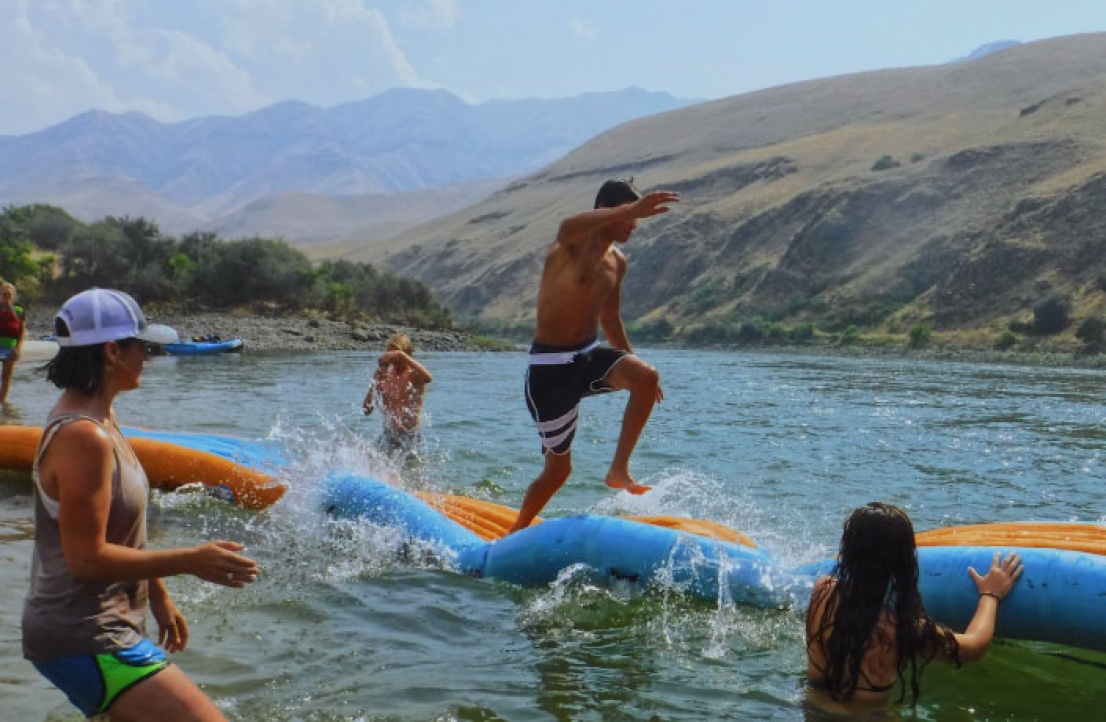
top-left (806, 502), bottom-right (1023, 710)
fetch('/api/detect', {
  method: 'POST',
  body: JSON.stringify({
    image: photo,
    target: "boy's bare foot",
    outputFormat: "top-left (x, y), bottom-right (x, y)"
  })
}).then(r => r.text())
top-left (605, 471), bottom-right (652, 495)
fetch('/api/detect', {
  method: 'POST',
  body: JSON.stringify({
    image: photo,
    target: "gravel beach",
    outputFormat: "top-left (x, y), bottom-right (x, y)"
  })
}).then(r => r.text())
top-left (22, 307), bottom-right (482, 353)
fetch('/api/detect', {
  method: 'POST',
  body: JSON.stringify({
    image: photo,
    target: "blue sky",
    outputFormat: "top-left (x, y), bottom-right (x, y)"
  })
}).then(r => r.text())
top-left (2, 0), bottom-right (1104, 136)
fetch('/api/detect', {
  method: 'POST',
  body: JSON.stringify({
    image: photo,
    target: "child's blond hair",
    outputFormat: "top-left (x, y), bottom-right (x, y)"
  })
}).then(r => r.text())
top-left (386, 333), bottom-right (413, 355)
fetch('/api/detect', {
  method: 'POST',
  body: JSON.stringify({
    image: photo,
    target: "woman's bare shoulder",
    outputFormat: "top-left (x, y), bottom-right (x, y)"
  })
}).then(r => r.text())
top-left (46, 416), bottom-right (112, 455)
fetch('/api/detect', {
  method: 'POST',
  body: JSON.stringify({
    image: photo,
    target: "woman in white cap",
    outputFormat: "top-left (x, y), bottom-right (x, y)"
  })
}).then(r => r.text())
top-left (22, 288), bottom-right (259, 721)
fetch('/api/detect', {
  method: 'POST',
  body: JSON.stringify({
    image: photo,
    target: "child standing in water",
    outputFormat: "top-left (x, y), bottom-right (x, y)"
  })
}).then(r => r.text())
top-left (363, 333), bottom-right (433, 457)
top-left (0, 281), bottom-right (26, 404)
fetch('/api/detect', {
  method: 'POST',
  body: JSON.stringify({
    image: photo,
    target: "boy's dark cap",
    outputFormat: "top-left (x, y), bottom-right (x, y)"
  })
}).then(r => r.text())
top-left (594, 178), bottom-right (642, 208)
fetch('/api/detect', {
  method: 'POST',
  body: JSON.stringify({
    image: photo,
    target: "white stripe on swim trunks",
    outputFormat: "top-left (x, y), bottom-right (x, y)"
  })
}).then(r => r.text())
top-left (541, 423), bottom-right (576, 452)
top-left (528, 339), bottom-right (600, 365)
top-left (536, 406), bottom-right (578, 434)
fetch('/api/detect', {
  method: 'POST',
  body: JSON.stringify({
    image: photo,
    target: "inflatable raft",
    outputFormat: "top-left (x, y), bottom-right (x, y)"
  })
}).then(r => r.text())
top-left (3, 426), bottom-right (1102, 651)
top-left (323, 477), bottom-right (1106, 653)
top-left (323, 473), bottom-right (792, 607)
top-left (0, 425), bottom-right (285, 510)
top-left (320, 477), bottom-right (1106, 654)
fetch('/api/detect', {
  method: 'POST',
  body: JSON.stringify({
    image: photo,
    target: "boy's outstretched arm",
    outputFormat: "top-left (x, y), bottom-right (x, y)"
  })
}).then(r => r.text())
top-left (557, 191), bottom-right (678, 245)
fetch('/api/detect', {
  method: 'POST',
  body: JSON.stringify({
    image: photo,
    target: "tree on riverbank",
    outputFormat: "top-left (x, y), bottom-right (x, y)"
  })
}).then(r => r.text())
top-left (0, 204), bottom-right (451, 329)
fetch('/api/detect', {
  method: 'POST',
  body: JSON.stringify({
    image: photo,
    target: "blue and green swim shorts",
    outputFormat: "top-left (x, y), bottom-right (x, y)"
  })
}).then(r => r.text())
top-left (33, 638), bottom-right (170, 716)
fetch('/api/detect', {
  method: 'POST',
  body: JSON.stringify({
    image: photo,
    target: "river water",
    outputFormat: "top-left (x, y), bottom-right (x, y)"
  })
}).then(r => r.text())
top-left (1, 349), bottom-right (1104, 721)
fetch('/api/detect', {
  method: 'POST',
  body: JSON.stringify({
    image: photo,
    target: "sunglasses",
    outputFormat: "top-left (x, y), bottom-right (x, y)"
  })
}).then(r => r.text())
top-left (119, 338), bottom-right (164, 357)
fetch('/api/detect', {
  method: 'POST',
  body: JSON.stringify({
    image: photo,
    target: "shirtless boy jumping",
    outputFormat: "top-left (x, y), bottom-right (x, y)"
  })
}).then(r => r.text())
top-left (509, 178), bottom-right (679, 533)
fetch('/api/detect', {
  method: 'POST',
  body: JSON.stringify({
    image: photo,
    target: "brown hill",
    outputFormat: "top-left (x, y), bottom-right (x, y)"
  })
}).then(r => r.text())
top-left (208, 177), bottom-right (509, 249)
top-left (336, 33), bottom-right (1106, 342)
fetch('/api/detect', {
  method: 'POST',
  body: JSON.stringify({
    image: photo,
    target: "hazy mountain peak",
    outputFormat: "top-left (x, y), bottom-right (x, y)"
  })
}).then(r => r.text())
top-left (952, 40), bottom-right (1022, 63)
top-left (246, 99), bottom-right (320, 116)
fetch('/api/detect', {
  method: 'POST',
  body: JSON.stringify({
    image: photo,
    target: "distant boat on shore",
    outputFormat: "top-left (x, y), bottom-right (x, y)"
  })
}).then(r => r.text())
top-left (164, 337), bottom-right (244, 356)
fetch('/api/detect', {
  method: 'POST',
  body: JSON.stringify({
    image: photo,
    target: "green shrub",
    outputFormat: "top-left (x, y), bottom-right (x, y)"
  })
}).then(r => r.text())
top-left (3, 203), bottom-right (452, 327)
top-left (0, 233), bottom-right (38, 285)
top-left (995, 330), bottom-right (1017, 350)
top-left (788, 323), bottom-right (814, 343)
top-left (735, 321), bottom-right (764, 343)
top-left (1032, 294), bottom-right (1071, 335)
top-left (684, 320), bottom-right (735, 345)
top-left (682, 279), bottom-right (726, 314)
top-left (838, 325), bottom-right (861, 345)
top-left (630, 318), bottom-right (674, 341)
top-left (832, 300), bottom-right (905, 329)
top-left (762, 321), bottom-right (789, 341)
top-left (1076, 317), bottom-right (1106, 347)
top-left (871, 155), bottom-right (901, 171)
top-left (908, 324), bottom-right (931, 349)
top-left (470, 335), bottom-right (516, 351)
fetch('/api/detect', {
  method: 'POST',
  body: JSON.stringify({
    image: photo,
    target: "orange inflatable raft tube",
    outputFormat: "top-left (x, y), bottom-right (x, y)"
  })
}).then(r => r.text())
top-left (414, 489), bottom-right (758, 546)
top-left (0, 424), bottom-right (285, 510)
top-left (916, 522), bottom-right (1106, 556)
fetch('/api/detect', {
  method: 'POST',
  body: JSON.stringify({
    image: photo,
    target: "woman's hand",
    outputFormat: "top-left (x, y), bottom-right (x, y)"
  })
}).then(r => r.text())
top-left (188, 541), bottom-right (260, 587)
top-left (951, 552), bottom-right (1025, 662)
top-left (969, 551), bottom-right (1024, 601)
top-left (149, 581), bottom-right (189, 653)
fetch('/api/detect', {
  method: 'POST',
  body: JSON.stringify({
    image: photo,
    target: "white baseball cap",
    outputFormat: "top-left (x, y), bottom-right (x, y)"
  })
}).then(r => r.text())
top-left (55, 289), bottom-right (179, 347)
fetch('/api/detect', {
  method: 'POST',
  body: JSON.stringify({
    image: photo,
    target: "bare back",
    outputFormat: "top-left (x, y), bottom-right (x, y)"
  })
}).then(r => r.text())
top-left (375, 367), bottom-right (427, 433)
top-left (806, 577), bottom-right (901, 702)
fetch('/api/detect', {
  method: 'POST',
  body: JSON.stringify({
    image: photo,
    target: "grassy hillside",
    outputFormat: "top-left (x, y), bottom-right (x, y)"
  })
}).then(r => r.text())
top-left (334, 33), bottom-right (1106, 349)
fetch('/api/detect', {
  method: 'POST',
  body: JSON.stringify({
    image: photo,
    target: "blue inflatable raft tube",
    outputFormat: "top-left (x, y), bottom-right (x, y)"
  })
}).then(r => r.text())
top-left (325, 472), bottom-right (810, 608)
top-left (73, 429), bottom-right (1105, 653)
top-left (324, 472), bottom-right (1106, 652)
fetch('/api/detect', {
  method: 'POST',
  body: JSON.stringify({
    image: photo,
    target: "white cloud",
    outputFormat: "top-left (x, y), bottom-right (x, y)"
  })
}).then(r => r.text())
top-left (134, 29), bottom-right (268, 116)
top-left (219, 0), bottom-right (431, 103)
top-left (399, 0), bottom-right (460, 32)
top-left (0, 0), bottom-right (128, 134)
top-left (0, 0), bottom-right (437, 134)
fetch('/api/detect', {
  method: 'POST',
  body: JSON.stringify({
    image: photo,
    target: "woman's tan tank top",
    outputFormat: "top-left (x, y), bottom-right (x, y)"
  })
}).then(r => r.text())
top-left (22, 413), bottom-right (150, 663)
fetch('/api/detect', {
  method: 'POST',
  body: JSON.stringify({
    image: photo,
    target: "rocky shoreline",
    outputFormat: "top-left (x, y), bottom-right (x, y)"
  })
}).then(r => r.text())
top-left (23, 308), bottom-right (484, 353)
top-left (21, 307), bottom-right (1105, 367)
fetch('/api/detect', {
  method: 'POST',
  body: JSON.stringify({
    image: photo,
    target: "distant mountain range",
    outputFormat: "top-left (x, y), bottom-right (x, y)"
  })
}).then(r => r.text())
top-left (0, 87), bottom-right (695, 242)
top-left (11, 36), bottom-right (1103, 346)
top-left (339, 33), bottom-right (1106, 341)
